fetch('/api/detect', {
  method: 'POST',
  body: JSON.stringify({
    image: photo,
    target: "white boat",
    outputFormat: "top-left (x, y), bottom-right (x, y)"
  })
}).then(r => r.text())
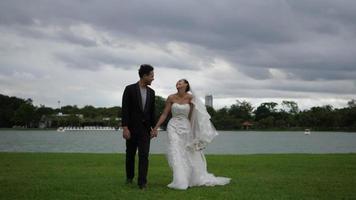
top-left (304, 129), bottom-right (311, 135)
top-left (57, 126), bottom-right (116, 132)
top-left (57, 127), bottom-right (65, 132)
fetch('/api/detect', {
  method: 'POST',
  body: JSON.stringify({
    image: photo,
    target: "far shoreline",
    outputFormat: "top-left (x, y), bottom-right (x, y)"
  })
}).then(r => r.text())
top-left (1, 128), bottom-right (355, 133)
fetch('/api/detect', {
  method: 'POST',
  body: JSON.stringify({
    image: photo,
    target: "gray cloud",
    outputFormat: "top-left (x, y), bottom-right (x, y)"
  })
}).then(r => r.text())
top-left (0, 0), bottom-right (355, 108)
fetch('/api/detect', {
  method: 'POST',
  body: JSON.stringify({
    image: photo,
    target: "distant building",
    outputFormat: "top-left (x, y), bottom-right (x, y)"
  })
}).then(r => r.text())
top-left (56, 113), bottom-right (83, 119)
top-left (242, 121), bottom-right (253, 130)
top-left (205, 95), bottom-right (213, 108)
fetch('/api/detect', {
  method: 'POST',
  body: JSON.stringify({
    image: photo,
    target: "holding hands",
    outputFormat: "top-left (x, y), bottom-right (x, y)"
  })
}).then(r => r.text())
top-left (150, 127), bottom-right (159, 138)
top-left (122, 126), bottom-right (158, 140)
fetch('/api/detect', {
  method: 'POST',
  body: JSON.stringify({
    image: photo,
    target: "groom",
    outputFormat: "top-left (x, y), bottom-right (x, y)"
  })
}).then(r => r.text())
top-left (121, 64), bottom-right (157, 189)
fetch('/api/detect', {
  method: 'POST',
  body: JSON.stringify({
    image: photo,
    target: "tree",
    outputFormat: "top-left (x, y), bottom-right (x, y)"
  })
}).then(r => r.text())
top-left (254, 102), bottom-right (278, 121)
top-left (81, 105), bottom-right (97, 118)
top-left (257, 116), bottom-right (275, 128)
top-left (0, 94), bottom-right (27, 127)
top-left (155, 96), bottom-right (166, 119)
top-left (67, 114), bottom-right (81, 126)
top-left (13, 102), bottom-right (36, 128)
top-left (211, 107), bottom-right (241, 130)
top-left (299, 105), bottom-right (335, 129)
top-left (206, 106), bottom-right (216, 117)
top-left (154, 96), bottom-right (169, 129)
top-left (228, 100), bottom-right (254, 121)
top-left (281, 101), bottom-right (299, 114)
top-left (347, 99), bottom-right (356, 108)
top-left (36, 105), bottom-right (55, 116)
top-left (278, 101), bottom-right (300, 128)
top-left (262, 102), bottom-right (278, 112)
top-left (61, 105), bottom-right (79, 114)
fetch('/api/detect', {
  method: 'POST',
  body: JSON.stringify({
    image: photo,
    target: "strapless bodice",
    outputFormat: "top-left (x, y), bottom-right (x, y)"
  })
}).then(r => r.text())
top-left (171, 103), bottom-right (190, 119)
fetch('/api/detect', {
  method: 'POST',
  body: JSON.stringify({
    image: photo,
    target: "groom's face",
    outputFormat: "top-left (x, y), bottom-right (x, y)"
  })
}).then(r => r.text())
top-left (143, 71), bottom-right (154, 85)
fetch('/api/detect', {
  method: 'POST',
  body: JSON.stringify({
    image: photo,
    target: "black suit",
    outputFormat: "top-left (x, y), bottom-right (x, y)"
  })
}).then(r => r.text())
top-left (121, 82), bottom-right (155, 186)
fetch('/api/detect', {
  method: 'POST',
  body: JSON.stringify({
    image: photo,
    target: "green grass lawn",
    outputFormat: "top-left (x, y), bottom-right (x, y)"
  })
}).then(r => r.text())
top-left (1, 153), bottom-right (355, 200)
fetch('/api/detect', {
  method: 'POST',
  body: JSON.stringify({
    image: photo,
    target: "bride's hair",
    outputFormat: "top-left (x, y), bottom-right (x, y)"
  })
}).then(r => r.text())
top-left (181, 79), bottom-right (190, 92)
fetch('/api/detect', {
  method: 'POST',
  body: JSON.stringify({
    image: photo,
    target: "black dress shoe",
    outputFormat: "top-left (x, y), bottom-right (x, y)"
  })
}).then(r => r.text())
top-left (126, 179), bottom-right (133, 184)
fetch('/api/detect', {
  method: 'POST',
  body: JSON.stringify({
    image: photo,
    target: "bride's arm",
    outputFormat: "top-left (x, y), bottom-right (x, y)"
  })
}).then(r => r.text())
top-left (153, 95), bottom-right (173, 131)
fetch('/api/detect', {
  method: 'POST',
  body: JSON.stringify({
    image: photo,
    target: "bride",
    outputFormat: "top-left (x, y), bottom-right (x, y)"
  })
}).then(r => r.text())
top-left (152, 79), bottom-right (231, 190)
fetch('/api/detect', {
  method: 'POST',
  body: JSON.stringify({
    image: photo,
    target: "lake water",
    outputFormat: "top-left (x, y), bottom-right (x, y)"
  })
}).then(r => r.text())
top-left (1, 130), bottom-right (356, 154)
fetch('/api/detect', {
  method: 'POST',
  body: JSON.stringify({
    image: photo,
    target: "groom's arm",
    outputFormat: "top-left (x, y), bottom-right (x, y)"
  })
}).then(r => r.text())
top-left (121, 86), bottom-right (130, 127)
top-left (150, 90), bottom-right (156, 128)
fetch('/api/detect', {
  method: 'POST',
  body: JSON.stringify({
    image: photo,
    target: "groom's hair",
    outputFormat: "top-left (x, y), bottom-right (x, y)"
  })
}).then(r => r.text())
top-left (138, 64), bottom-right (154, 78)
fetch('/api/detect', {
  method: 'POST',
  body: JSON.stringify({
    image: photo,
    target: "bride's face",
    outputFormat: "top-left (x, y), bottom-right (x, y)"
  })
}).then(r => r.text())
top-left (176, 80), bottom-right (187, 91)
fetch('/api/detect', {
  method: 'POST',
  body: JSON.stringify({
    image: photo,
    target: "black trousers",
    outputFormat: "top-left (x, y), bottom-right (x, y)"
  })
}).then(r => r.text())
top-left (125, 129), bottom-right (151, 186)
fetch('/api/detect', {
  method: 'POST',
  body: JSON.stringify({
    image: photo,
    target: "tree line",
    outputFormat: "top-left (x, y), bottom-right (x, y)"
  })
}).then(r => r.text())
top-left (0, 94), bottom-right (121, 128)
top-left (1, 93), bottom-right (355, 131)
top-left (207, 99), bottom-right (356, 131)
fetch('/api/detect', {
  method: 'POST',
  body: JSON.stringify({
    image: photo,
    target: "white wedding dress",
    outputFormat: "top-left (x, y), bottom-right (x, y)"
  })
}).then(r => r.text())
top-left (166, 103), bottom-right (231, 190)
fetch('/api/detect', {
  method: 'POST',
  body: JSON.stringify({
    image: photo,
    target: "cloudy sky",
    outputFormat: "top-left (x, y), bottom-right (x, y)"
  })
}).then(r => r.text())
top-left (1, 0), bottom-right (355, 110)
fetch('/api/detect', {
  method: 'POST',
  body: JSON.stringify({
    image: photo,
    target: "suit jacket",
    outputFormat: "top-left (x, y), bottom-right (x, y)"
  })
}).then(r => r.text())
top-left (121, 82), bottom-right (156, 134)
